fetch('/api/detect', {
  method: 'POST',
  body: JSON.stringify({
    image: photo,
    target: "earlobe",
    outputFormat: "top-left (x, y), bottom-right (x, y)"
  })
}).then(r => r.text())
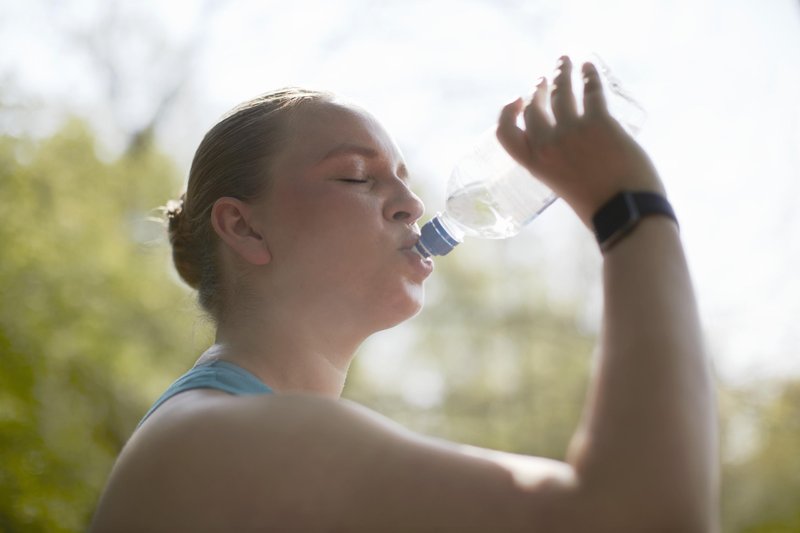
top-left (210, 197), bottom-right (272, 266)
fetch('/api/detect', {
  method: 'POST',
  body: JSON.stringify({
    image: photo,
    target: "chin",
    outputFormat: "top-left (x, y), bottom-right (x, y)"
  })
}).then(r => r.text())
top-left (371, 285), bottom-right (425, 332)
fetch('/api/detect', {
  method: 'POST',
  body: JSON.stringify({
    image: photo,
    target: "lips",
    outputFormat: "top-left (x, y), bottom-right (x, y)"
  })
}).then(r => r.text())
top-left (399, 231), bottom-right (422, 251)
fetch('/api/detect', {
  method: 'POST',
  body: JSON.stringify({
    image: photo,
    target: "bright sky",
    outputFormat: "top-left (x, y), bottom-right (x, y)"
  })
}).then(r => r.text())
top-left (2, 0), bottom-right (799, 384)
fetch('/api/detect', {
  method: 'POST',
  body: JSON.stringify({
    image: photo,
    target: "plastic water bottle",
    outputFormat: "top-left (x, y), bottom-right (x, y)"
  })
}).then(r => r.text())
top-left (414, 53), bottom-right (646, 258)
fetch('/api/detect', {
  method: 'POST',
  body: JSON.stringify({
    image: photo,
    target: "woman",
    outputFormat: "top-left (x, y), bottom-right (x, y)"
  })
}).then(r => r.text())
top-left (90, 57), bottom-right (718, 532)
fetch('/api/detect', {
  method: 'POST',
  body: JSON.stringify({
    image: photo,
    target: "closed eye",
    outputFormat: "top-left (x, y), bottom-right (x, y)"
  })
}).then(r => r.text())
top-left (338, 178), bottom-right (370, 184)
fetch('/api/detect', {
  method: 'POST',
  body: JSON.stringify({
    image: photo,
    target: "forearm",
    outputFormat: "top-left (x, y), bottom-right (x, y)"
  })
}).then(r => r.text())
top-left (568, 217), bottom-right (718, 530)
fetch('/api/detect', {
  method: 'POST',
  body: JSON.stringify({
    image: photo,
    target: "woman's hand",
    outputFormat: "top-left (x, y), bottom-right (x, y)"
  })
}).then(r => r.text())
top-left (496, 56), bottom-right (666, 227)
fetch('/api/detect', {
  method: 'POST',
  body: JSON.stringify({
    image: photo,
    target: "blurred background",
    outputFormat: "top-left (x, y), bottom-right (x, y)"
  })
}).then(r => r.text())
top-left (1, 0), bottom-right (798, 531)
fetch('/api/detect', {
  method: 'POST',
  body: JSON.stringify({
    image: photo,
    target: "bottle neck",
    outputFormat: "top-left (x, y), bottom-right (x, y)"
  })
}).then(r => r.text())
top-left (414, 213), bottom-right (465, 258)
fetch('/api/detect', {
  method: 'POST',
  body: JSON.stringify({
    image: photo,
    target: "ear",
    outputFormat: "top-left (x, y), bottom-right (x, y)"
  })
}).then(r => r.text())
top-left (210, 197), bottom-right (271, 266)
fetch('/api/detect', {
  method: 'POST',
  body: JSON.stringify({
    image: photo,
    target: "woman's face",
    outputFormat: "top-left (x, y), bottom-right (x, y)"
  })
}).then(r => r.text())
top-left (253, 101), bottom-right (433, 334)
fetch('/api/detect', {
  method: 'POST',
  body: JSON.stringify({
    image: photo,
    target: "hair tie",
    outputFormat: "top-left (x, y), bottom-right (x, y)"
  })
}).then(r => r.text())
top-left (166, 196), bottom-right (184, 221)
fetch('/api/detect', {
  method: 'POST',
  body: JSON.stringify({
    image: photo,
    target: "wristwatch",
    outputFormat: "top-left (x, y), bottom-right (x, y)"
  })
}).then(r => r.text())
top-left (592, 191), bottom-right (678, 252)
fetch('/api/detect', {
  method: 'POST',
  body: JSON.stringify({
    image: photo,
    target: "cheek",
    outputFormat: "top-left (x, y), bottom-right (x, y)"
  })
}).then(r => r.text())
top-left (267, 187), bottom-right (382, 266)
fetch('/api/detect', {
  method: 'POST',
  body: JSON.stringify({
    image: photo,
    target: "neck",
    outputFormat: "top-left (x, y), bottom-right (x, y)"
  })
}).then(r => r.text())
top-left (203, 302), bottom-right (368, 399)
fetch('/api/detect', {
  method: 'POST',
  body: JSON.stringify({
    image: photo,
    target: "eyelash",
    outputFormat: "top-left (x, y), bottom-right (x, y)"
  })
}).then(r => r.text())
top-left (339, 177), bottom-right (371, 184)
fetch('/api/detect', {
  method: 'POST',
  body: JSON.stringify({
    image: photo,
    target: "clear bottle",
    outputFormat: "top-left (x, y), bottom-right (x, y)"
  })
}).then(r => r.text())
top-left (414, 53), bottom-right (646, 258)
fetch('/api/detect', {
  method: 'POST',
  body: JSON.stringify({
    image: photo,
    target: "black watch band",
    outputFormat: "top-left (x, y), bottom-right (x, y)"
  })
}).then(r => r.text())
top-left (592, 191), bottom-right (678, 252)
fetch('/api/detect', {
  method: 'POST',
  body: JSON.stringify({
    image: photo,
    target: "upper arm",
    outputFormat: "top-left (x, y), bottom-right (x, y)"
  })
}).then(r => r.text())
top-left (306, 399), bottom-right (578, 532)
top-left (173, 395), bottom-right (581, 532)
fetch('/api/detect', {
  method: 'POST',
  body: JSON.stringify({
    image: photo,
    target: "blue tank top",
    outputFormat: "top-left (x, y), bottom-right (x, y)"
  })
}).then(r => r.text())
top-left (137, 360), bottom-right (273, 428)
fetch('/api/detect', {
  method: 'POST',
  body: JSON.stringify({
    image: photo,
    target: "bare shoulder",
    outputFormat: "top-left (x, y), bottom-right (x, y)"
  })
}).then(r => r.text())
top-left (91, 391), bottom-right (581, 532)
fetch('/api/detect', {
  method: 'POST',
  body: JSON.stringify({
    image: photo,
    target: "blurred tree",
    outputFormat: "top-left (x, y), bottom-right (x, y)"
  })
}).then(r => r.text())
top-left (0, 118), bottom-right (209, 532)
top-left (720, 379), bottom-right (800, 532)
top-left (57, 0), bottom-right (226, 152)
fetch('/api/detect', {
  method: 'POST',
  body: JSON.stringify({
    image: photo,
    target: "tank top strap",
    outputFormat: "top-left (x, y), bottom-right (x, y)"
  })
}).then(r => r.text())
top-left (137, 360), bottom-right (272, 428)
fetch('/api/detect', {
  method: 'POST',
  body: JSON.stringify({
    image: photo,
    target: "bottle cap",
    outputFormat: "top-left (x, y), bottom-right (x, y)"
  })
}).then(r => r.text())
top-left (414, 214), bottom-right (462, 257)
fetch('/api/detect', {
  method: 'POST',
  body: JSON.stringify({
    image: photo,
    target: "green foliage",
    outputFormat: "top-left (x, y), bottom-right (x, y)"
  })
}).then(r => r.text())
top-left (720, 380), bottom-right (800, 532)
top-left (0, 120), bottom-right (211, 531)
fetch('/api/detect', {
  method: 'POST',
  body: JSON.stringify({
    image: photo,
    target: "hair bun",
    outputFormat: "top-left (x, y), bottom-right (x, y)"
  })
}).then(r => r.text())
top-left (165, 193), bottom-right (201, 290)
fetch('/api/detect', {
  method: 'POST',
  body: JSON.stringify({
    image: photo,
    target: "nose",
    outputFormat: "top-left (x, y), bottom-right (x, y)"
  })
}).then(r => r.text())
top-left (384, 179), bottom-right (424, 225)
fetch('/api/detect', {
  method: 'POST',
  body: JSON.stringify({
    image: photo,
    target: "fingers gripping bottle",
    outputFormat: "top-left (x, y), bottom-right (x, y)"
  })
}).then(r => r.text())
top-left (413, 54), bottom-right (646, 258)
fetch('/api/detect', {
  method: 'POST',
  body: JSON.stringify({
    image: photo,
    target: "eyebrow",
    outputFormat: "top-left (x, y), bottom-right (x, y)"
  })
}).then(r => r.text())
top-left (318, 142), bottom-right (409, 180)
top-left (320, 143), bottom-right (379, 161)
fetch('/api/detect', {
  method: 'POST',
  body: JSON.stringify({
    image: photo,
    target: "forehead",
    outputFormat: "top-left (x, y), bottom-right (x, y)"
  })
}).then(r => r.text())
top-left (278, 102), bottom-right (403, 170)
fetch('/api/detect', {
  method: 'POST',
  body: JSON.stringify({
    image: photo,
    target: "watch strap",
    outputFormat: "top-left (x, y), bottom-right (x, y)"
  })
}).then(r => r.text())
top-left (592, 191), bottom-right (678, 252)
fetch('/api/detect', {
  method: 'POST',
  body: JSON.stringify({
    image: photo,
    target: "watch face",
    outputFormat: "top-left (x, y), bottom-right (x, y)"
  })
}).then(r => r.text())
top-left (593, 192), bottom-right (640, 245)
top-left (592, 192), bottom-right (678, 251)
